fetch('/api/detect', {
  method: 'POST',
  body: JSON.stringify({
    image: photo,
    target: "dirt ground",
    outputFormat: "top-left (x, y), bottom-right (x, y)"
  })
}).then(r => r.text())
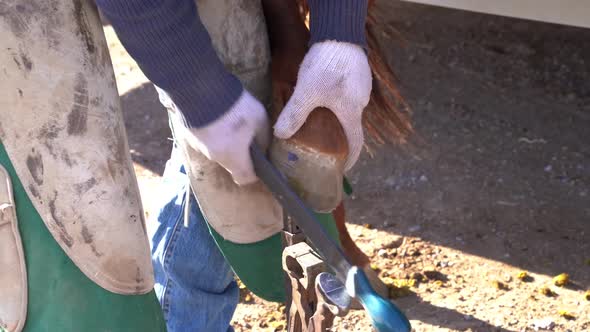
top-left (104, 1), bottom-right (589, 331)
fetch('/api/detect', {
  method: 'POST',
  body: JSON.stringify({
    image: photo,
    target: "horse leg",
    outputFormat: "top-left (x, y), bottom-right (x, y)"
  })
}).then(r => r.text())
top-left (262, 0), bottom-right (379, 277)
top-left (333, 203), bottom-right (370, 267)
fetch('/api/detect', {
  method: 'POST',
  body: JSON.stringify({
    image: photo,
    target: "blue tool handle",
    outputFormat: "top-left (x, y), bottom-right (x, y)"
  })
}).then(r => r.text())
top-left (349, 267), bottom-right (411, 332)
top-left (250, 144), bottom-right (411, 332)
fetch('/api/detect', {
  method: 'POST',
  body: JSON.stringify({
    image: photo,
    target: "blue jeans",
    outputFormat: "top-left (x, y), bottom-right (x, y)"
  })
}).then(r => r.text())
top-left (147, 146), bottom-right (238, 332)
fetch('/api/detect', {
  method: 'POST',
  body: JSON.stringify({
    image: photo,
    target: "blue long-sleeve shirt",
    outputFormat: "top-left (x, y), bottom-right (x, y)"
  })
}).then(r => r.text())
top-left (97, 0), bottom-right (368, 128)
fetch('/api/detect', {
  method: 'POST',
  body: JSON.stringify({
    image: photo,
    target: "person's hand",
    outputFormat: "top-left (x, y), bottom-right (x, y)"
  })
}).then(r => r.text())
top-left (185, 90), bottom-right (270, 185)
top-left (273, 40), bottom-right (372, 171)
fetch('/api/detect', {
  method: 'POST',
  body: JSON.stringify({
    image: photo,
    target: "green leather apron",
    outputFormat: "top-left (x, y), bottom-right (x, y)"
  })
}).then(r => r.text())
top-left (0, 144), bottom-right (166, 332)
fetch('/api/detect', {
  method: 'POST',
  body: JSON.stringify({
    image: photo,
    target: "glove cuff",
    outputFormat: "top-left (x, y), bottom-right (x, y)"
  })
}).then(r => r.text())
top-left (308, 0), bottom-right (368, 48)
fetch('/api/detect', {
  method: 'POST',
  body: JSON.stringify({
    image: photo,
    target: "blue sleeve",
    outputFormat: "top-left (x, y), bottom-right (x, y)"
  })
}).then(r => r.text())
top-left (96, 0), bottom-right (367, 128)
top-left (308, 0), bottom-right (368, 48)
top-left (96, 0), bottom-right (243, 128)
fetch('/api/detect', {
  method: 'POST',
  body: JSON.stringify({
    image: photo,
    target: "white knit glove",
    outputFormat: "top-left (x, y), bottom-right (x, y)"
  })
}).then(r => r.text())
top-left (185, 90), bottom-right (270, 185)
top-left (274, 40), bottom-right (372, 171)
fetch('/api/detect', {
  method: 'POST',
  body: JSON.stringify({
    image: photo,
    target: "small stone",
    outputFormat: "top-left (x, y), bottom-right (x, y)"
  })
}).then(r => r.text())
top-left (532, 318), bottom-right (554, 330)
top-left (558, 309), bottom-right (575, 320)
top-left (363, 223), bottom-right (373, 229)
top-left (491, 280), bottom-right (509, 290)
top-left (269, 321), bottom-right (285, 330)
top-left (378, 249), bottom-right (388, 258)
top-left (553, 273), bottom-right (569, 287)
top-left (238, 280), bottom-right (247, 290)
top-left (381, 237), bottom-right (404, 249)
top-left (387, 278), bottom-right (415, 298)
top-left (517, 271), bottom-right (532, 282)
top-left (585, 290), bottom-right (590, 301)
top-left (544, 165), bottom-right (553, 172)
top-left (464, 314), bottom-right (473, 321)
top-left (539, 286), bottom-right (556, 297)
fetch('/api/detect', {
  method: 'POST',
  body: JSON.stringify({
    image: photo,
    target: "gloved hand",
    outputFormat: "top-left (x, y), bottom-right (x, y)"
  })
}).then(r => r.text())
top-left (185, 90), bottom-right (270, 185)
top-left (274, 40), bottom-right (372, 171)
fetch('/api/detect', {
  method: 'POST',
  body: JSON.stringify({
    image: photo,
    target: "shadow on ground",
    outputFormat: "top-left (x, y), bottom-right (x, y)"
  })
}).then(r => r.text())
top-left (395, 295), bottom-right (517, 331)
top-left (346, 0), bottom-right (590, 286)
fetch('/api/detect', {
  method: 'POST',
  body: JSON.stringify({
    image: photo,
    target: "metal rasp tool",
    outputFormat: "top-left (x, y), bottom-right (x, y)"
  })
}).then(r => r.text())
top-left (250, 144), bottom-right (411, 332)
